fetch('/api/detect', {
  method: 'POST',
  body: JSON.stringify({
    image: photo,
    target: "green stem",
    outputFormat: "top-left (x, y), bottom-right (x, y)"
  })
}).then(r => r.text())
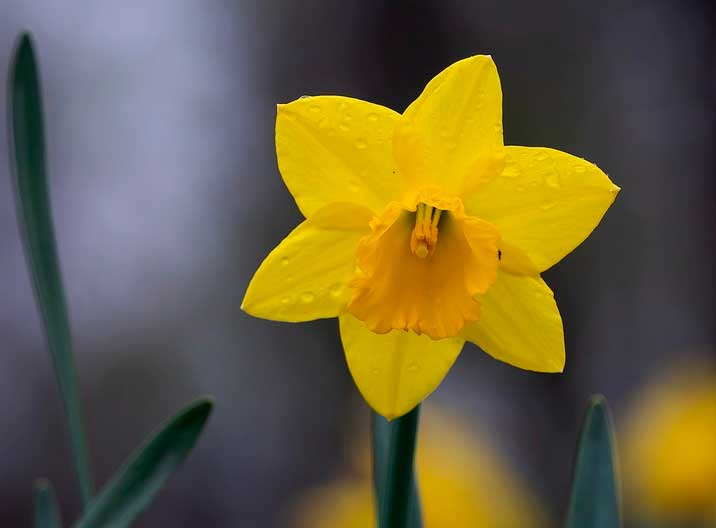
top-left (372, 405), bottom-right (422, 528)
top-left (8, 33), bottom-right (94, 505)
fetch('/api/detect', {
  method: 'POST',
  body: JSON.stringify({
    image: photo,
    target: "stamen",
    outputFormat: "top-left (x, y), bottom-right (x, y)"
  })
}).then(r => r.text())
top-left (410, 203), bottom-right (442, 259)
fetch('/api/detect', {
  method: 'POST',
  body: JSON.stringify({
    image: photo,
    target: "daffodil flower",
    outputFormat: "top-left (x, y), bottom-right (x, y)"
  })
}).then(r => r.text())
top-left (243, 56), bottom-right (619, 419)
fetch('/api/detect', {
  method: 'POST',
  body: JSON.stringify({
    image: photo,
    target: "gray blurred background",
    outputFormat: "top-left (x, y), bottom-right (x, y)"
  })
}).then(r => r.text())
top-left (1, 1), bottom-right (714, 526)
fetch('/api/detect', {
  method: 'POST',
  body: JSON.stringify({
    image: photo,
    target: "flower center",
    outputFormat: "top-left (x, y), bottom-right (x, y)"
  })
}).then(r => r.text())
top-left (347, 197), bottom-right (502, 340)
top-left (410, 203), bottom-right (442, 258)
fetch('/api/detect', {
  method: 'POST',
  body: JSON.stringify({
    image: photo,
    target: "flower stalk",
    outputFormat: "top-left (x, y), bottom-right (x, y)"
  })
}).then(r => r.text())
top-left (372, 405), bottom-right (422, 528)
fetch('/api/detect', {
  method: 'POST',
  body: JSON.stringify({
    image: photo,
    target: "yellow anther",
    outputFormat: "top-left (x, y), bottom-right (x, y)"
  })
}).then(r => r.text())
top-left (410, 203), bottom-right (441, 258)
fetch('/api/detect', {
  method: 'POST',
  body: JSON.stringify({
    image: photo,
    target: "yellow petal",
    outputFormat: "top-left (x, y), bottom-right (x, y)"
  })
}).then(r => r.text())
top-left (394, 55), bottom-right (504, 195)
top-left (276, 96), bottom-right (404, 217)
top-left (340, 313), bottom-right (464, 419)
top-left (499, 240), bottom-right (538, 276)
top-left (466, 146), bottom-right (620, 272)
top-left (242, 203), bottom-right (372, 322)
top-left (461, 271), bottom-right (564, 372)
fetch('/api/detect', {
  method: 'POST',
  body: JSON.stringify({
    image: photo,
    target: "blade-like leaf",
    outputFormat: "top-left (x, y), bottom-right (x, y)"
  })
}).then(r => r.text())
top-left (73, 398), bottom-right (213, 528)
top-left (565, 395), bottom-right (622, 528)
top-left (8, 32), bottom-right (93, 505)
top-left (34, 479), bottom-right (62, 528)
top-left (372, 406), bottom-right (422, 528)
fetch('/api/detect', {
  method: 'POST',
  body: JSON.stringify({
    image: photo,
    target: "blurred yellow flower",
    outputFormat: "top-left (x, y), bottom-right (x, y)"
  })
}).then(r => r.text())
top-left (621, 362), bottom-right (716, 524)
top-left (291, 406), bottom-right (549, 528)
top-left (243, 56), bottom-right (619, 419)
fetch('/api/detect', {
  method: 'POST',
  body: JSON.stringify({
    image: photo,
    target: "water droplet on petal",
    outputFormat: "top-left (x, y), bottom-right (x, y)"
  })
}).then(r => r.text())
top-left (371, 368), bottom-right (380, 375)
top-left (574, 165), bottom-right (587, 173)
top-left (367, 113), bottom-right (379, 122)
top-left (329, 284), bottom-right (343, 298)
top-left (516, 185), bottom-right (526, 192)
top-left (355, 139), bottom-right (367, 149)
top-left (406, 361), bottom-right (421, 372)
top-left (281, 296), bottom-right (292, 305)
top-left (300, 292), bottom-right (315, 303)
top-left (339, 123), bottom-right (351, 132)
top-left (309, 105), bottom-right (321, 113)
top-left (544, 173), bottom-right (561, 188)
top-left (280, 257), bottom-right (290, 266)
top-left (540, 202), bottom-right (556, 211)
top-left (501, 167), bottom-right (519, 178)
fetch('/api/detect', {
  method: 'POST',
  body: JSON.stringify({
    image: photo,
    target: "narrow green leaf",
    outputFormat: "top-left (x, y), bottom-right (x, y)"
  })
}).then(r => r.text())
top-left (34, 479), bottom-right (62, 528)
top-left (73, 398), bottom-right (213, 528)
top-left (565, 395), bottom-right (622, 528)
top-left (8, 32), bottom-right (94, 505)
top-left (372, 406), bottom-right (422, 528)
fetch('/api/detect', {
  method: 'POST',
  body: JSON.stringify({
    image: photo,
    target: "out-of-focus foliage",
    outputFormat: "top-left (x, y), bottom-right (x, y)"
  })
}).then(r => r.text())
top-left (292, 405), bottom-right (549, 528)
top-left (74, 398), bottom-right (213, 528)
top-left (566, 396), bottom-right (620, 528)
top-left (34, 480), bottom-right (62, 528)
top-left (621, 360), bottom-right (716, 526)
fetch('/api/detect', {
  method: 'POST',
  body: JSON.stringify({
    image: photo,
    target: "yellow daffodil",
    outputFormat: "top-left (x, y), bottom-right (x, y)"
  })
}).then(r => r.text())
top-left (621, 361), bottom-right (716, 525)
top-left (291, 405), bottom-right (549, 528)
top-left (243, 56), bottom-right (619, 419)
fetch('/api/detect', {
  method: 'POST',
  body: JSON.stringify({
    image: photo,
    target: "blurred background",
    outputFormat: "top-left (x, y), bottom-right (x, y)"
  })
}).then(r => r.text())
top-left (1, 1), bottom-right (715, 526)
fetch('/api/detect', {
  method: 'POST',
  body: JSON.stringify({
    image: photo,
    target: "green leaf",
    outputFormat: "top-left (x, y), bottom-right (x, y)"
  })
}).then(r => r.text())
top-left (73, 398), bottom-right (213, 528)
top-left (34, 479), bottom-right (62, 528)
top-left (565, 395), bottom-right (622, 528)
top-left (8, 32), bottom-right (94, 505)
top-left (372, 405), bottom-right (422, 528)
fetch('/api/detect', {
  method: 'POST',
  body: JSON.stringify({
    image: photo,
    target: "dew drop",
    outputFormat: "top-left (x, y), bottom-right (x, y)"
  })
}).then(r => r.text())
top-left (280, 257), bottom-right (290, 266)
top-left (299, 95), bottom-right (312, 100)
top-left (355, 139), bottom-right (367, 149)
top-left (544, 173), bottom-right (561, 188)
top-left (309, 105), bottom-right (321, 113)
top-left (348, 184), bottom-right (359, 193)
top-left (516, 185), bottom-right (526, 192)
top-left (329, 284), bottom-right (343, 298)
top-left (281, 296), bottom-right (292, 305)
top-left (501, 167), bottom-right (519, 179)
top-left (535, 151), bottom-right (548, 161)
top-left (339, 123), bottom-right (351, 132)
top-left (300, 292), bottom-right (315, 303)
top-left (540, 202), bottom-right (556, 211)
top-left (367, 112), bottom-right (379, 122)
top-left (344, 113), bottom-right (353, 121)
top-left (339, 102), bottom-right (348, 110)
top-left (371, 368), bottom-right (380, 375)
top-left (574, 165), bottom-right (587, 173)
top-left (406, 362), bottom-right (421, 373)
